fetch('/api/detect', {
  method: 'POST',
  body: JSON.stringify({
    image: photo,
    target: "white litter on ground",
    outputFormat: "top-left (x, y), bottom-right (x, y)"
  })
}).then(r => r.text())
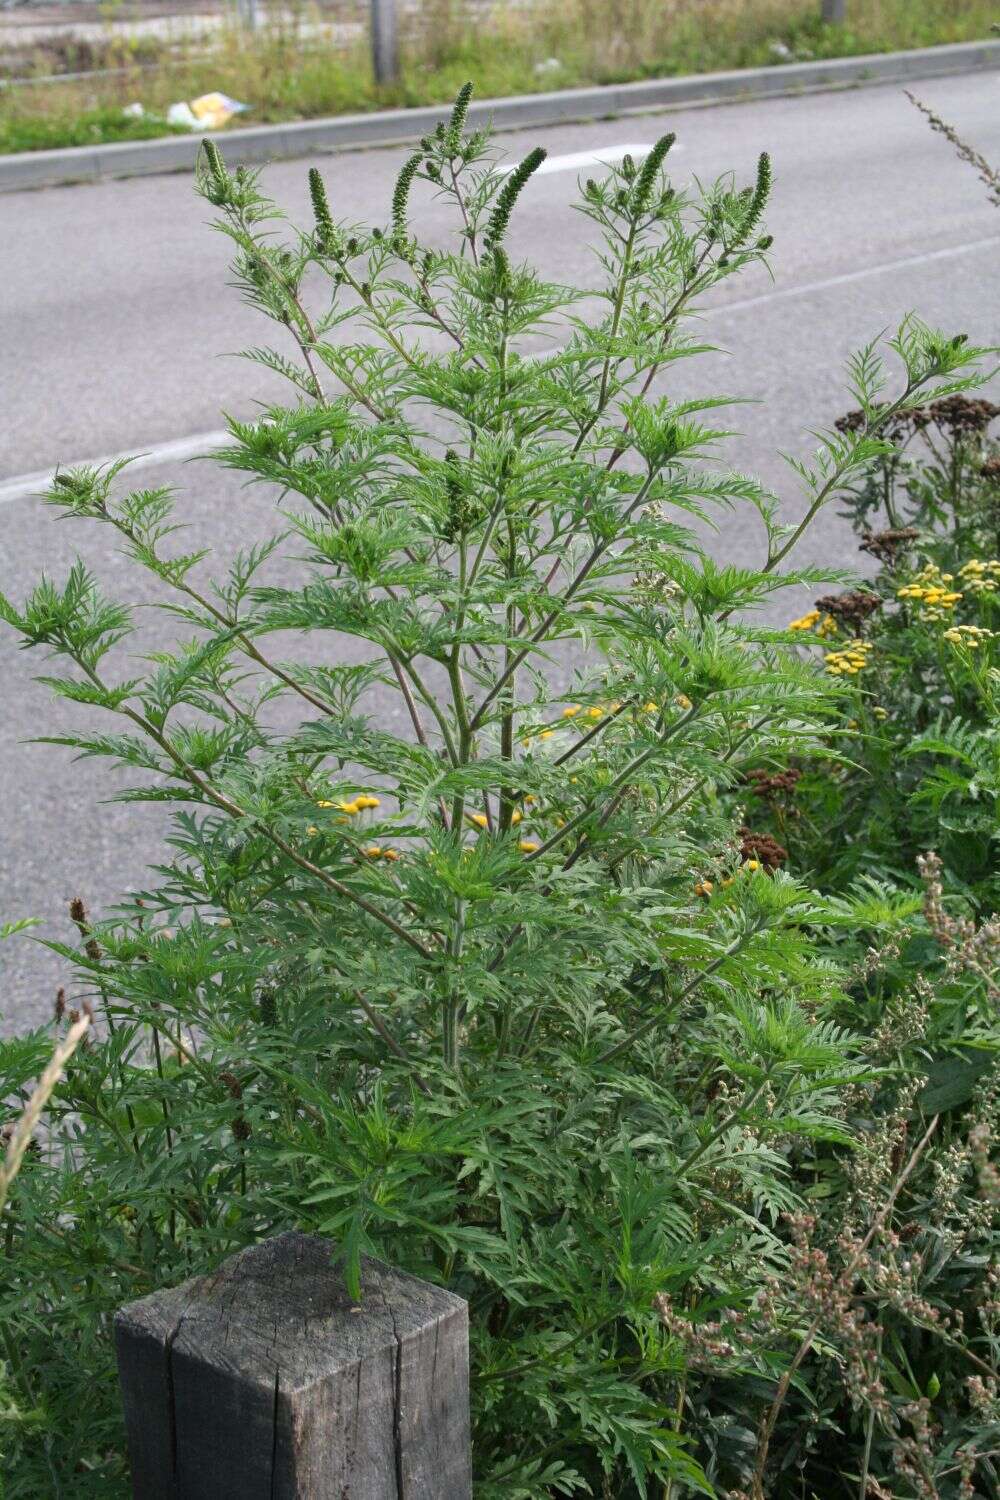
top-left (167, 92), bottom-right (250, 131)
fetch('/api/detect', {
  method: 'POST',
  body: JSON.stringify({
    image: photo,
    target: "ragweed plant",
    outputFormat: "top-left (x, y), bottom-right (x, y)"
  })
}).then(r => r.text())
top-left (0, 88), bottom-right (988, 1497)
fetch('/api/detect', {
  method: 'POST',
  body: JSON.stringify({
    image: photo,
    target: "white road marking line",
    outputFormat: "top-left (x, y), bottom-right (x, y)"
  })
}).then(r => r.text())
top-left (1, 234), bottom-right (995, 508)
top-left (498, 143), bottom-right (671, 176)
top-left (0, 429), bottom-right (231, 507)
top-left (706, 236), bottom-right (999, 318)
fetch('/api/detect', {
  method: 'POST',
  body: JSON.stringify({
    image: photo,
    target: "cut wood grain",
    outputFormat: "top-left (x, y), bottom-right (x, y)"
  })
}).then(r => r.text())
top-left (114, 1231), bottom-right (471, 1498)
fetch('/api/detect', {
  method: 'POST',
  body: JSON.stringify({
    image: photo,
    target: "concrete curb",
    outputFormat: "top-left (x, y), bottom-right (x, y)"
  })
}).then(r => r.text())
top-left (2, 37), bottom-right (998, 193)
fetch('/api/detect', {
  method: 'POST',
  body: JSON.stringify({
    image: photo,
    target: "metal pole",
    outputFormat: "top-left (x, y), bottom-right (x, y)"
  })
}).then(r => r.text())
top-left (235, 0), bottom-right (259, 31)
top-left (371, 0), bottom-right (400, 84)
top-left (821, 0), bottom-right (846, 21)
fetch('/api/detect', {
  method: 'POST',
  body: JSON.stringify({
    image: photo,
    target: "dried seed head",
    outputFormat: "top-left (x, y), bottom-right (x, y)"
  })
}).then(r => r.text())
top-left (219, 1069), bottom-right (243, 1101)
top-left (814, 590), bottom-right (881, 631)
top-left (738, 826), bottom-right (788, 870)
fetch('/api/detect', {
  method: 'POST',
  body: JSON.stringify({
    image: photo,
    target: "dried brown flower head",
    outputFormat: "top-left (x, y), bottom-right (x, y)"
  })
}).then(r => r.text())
top-left (745, 767), bottom-right (801, 803)
top-left (927, 394), bottom-right (1000, 435)
top-left (219, 1069), bottom-right (243, 1101)
top-left (814, 590), bottom-right (882, 631)
top-left (859, 527), bottom-right (920, 564)
top-left (739, 827), bottom-right (788, 871)
top-left (834, 406), bottom-right (931, 441)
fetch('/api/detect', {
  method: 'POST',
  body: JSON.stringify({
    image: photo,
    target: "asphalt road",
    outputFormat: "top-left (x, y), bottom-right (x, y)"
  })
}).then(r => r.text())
top-left (2, 70), bottom-right (998, 1029)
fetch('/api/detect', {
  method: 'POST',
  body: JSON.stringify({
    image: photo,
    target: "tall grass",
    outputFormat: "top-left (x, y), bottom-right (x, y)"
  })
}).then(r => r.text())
top-left (0, 0), bottom-right (995, 153)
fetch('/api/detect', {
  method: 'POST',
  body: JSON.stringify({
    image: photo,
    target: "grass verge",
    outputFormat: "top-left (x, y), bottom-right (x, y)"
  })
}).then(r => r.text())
top-left (0, 0), bottom-right (995, 155)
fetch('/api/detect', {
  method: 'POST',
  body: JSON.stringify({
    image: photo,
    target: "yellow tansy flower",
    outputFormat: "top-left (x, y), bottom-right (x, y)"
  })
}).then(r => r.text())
top-left (943, 624), bottom-right (995, 649)
top-left (824, 639), bottom-right (872, 677)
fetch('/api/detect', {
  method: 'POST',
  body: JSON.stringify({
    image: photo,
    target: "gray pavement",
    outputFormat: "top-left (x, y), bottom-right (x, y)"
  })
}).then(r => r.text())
top-left (1, 71), bottom-right (998, 1028)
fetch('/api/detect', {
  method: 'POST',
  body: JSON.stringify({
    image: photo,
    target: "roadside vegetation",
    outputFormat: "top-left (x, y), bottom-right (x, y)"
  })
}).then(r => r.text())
top-left (0, 0), bottom-right (996, 155)
top-left (1, 85), bottom-right (999, 1498)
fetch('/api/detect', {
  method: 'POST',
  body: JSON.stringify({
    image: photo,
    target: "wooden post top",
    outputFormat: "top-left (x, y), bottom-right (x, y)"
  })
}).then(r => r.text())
top-left (114, 1232), bottom-right (472, 1498)
top-left (116, 1231), bottom-right (467, 1396)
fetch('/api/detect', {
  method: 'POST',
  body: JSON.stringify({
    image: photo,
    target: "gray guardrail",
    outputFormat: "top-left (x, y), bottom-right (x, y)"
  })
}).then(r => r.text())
top-left (2, 36), bottom-right (998, 193)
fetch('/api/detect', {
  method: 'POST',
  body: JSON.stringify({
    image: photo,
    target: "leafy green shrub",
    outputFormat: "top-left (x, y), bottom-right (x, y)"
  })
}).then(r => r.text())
top-left (0, 91), bottom-right (989, 1498)
top-left (727, 399), bottom-right (1000, 1499)
top-left (771, 395), bottom-right (1000, 904)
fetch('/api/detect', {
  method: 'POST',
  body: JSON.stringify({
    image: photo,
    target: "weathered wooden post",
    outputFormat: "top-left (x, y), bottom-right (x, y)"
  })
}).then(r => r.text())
top-left (114, 1231), bottom-right (472, 1498)
top-left (821, 0), bottom-right (846, 21)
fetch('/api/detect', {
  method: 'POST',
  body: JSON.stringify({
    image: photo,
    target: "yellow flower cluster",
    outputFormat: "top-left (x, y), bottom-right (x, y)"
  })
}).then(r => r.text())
top-left (942, 624), bottom-right (995, 650)
top-left (896, 565), bottom-right (963, 621)
top-left (317, 795), bottom-right (383, 815)
top-left (362, 845), bottom-right (400, 861)
top-left (824, 639), bottom-right (872, 677)
top-left (522, 695), bottom-right (688, 746)
top-left (788, 610), bottom-right (837, 638)
top-left (958, 558), bottom-right (1000, 594)
top-left (562, 703), bottom-right (619, 722)
top-left (695, 862), bottom-right (760, 898)
top-left (468, 809), bottom-right (524, 829)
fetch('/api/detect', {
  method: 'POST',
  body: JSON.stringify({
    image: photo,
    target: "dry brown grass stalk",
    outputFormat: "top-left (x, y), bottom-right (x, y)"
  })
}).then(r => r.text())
top-left (0, 1012), bottom-right (91, 1218)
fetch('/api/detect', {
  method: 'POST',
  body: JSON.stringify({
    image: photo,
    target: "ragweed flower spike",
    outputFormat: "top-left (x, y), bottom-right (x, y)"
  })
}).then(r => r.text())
top-left (484, 147), bottom-right (547, 252)
top-left (631, 132), bottom-right (676, 216)
top-left (731, 152), bottom-right (772, 249)
top-left (309, 167), bottom-right (340, 255)
top-left (445, 81), bottom-right (474, 153)
top-left (199, 138), bottom-right (229, 205)
top-left (391, 152), bottom-right (422, 250)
